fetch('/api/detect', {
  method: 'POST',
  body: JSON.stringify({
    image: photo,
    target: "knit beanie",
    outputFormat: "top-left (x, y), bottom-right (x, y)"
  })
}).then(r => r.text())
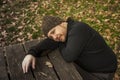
top-left (41, 16), bottom-right (64, 36)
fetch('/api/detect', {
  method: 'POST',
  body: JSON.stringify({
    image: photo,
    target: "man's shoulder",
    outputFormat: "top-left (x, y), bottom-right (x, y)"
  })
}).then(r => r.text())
top-left (67, 21), bottom-right (96, 39)
top-left (73, 21), bottom-right (90, 29)
top-left (69, 21), bottom-right (90, 33)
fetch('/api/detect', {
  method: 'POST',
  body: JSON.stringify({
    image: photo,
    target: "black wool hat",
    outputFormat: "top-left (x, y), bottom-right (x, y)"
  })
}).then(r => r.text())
top-left (41, 16), bottom-right (64, 36)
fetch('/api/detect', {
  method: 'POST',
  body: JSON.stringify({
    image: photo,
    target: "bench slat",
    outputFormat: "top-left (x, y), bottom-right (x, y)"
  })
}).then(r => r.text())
top-left (0, 47), bottom-right (9, 80)
top-left (5, 44), bottom-right (35, 80)
top-left (24, 39), bottom-right (59, 80)
top-left (48, 49), bottom-right (83, 80)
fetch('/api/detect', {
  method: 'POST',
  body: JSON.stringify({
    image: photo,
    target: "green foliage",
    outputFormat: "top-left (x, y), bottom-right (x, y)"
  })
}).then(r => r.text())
top-left (7, 27), bottom-right (16, 32)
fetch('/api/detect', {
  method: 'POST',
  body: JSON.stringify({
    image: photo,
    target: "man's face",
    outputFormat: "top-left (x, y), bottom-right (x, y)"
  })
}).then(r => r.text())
top-left (47, 22), bottom-right (67, 42)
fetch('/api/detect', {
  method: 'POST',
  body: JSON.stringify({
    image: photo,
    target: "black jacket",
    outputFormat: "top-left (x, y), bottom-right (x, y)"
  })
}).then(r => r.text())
top-left (28, 18), bottom-right (117, 73)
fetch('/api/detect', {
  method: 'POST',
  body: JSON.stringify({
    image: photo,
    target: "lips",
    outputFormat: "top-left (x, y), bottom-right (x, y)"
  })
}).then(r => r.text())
top-left (57, 37), bottom-right (60, 41)
top-left (59, 37), bottom-right (61, 41)
top-left (57, 35), bottom-right (61, 41)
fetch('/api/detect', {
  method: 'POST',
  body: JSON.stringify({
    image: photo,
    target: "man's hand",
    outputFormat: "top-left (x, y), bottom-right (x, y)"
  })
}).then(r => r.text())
top-left (22, 54), bottom-right (36, 73)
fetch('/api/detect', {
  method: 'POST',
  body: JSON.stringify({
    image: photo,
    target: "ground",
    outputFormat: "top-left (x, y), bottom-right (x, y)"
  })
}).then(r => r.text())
top-left (0, 0), bottom-right (120, 79)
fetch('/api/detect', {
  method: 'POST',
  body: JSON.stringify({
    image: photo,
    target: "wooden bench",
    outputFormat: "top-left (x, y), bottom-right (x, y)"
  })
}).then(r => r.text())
top-left (0, 39), bottom-right (83, 80)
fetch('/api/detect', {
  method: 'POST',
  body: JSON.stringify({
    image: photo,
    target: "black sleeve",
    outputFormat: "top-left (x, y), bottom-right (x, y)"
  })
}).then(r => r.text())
top-left (60, 23), bottom-right (91, 62)
top-left (28, 38), bottom-right (60, 57)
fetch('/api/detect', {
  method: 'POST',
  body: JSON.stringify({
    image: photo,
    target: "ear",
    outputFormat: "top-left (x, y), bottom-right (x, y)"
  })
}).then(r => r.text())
top-left (61, 22), bottom-right (67, 28)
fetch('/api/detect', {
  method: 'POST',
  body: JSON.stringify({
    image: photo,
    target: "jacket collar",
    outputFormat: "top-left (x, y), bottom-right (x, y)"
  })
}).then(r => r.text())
top-left (64, 17), bottom-right (75, 42)
top-left (66, 17), bottom-right (75, 31)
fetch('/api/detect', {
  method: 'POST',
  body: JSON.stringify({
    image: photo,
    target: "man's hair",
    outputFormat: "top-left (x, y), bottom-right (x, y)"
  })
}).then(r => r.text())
top-left (41, 16), bottom-right (64, 36)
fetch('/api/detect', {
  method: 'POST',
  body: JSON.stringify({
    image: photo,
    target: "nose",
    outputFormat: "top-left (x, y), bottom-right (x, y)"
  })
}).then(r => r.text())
top-left (50, 34), bottom-right (58, 41)
top-left (53, 35), bottom-right (57, 40)
top-left (48, 33), bottom-right (59, 41)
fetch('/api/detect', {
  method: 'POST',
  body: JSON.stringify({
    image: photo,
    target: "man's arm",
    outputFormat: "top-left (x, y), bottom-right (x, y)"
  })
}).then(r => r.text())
top-left (22, 38), bottom-right (60, 73)
top-left (28, 38), bottom-right (60, 57)
top-left (60, 23), bottom-right (91, 62)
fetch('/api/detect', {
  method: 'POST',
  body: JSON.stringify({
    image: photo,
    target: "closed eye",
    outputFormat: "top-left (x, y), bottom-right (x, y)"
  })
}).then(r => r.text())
top-left (48, 29), bottom-right (55, 39)
top-left (50, 29), bottom-right (55, 34)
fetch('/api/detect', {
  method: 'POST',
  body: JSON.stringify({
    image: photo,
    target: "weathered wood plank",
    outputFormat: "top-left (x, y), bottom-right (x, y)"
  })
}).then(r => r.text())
top-left (24, 39), bottom-right (59, 80)
top-left (48, 49), bottom-right (83, 80)
top-left (0, 47), bottom-right (9, 80)
top-left (5, 44), bottom-right (35, 80)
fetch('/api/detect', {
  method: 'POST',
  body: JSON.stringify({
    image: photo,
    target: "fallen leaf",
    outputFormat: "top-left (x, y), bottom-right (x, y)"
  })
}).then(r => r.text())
top-left (1, 30), bottom-right (7, 38)
top-left (39, 72), bottom-right (47, 76)
top-left (45, 61), bottom-right (53, 68)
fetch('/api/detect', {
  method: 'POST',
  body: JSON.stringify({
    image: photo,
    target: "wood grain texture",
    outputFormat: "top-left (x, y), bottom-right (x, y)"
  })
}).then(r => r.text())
top-left (49, 49), bottom-right (83, 80)
top-left (5, 44), bottom-right (35, 80)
